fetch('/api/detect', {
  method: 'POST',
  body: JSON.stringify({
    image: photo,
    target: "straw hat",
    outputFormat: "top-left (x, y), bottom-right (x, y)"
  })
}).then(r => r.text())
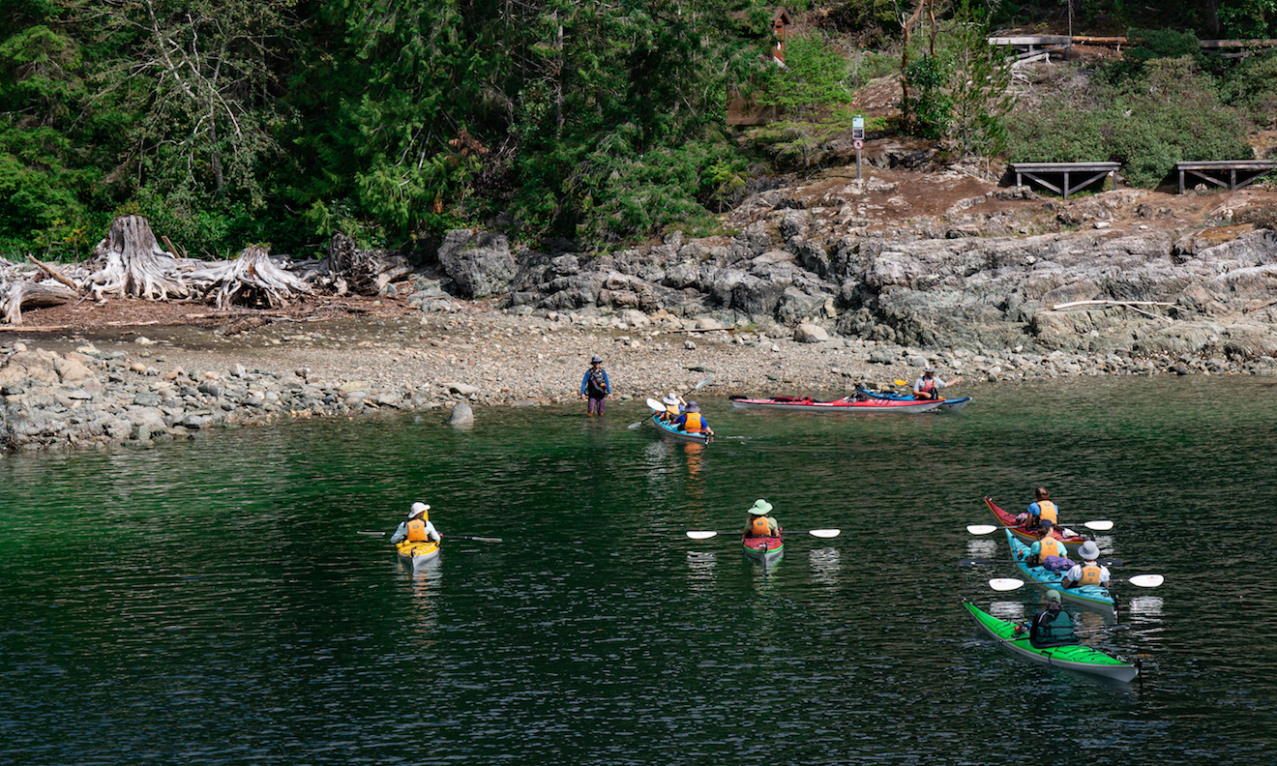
top-left (747, 499), bottom-right (773, 516)
top-left (1044, 589), bottom-right (1061, 603)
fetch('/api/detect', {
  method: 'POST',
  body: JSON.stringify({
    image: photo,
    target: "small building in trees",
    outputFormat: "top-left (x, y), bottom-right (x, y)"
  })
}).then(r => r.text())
top-left (728, 7), bottom-right (795, 126)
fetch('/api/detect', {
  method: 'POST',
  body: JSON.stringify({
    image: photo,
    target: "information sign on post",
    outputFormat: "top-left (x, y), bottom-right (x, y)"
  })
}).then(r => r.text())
top-left (852, 115), bottom-right (865, 180)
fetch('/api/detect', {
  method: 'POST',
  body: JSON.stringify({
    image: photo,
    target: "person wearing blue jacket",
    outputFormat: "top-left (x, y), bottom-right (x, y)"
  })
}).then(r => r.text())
top-left (578, 354), bottom-right (612, 416)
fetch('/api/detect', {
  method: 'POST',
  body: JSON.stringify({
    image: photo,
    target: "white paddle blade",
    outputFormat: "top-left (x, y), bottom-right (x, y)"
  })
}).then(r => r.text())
top-left (967, 525), bottom-right (998, 536)
top-left (988, 578), bottom-right (1026, 592)
top-left (686, 531), bottom-right (719, 540)
top-left (646, 398), bottom-right (664, 411)
top-left (1082, 520), bottom-right (1114, 531)
top-left (808, 529), bottom-right (841, 538)
top-left (1127, 574), bottom-right (1164, 588)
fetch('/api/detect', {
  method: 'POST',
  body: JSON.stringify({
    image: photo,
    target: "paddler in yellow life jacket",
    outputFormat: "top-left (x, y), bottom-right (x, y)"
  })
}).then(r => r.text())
top-left (1017, 487), bottom-right (1059, 531)
top-left (1025, 520), bottom-right (1072, 570)
top-left (1062, 541), bottom-right (1110, 589)
top-left (743, 499), bottom-right (779, 538)
top-left (389, 502), bottom-right (442, 544)
top-left (672, 401), bottom-right (714, 436)
top-left (659, 392), bottom-right (684, 422)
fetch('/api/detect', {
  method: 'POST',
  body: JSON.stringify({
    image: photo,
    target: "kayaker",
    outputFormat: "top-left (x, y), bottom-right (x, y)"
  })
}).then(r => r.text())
top-left (659, 392), bottom-right (684, 422)
top-left (912, 368), bottom-right (961, 400)
top-left (1017, 487), bottom-right (1060, 531)
top-left (1015, 589), bottom-right (1078, 648)
top-left (744, 498), bottom-right (779, 538)
top-left (673, 401), bottom-right (714, 436)
top-left (390, 502), bottom-right (442, 544)
top-left (1025, 520), bottom-right (1073, 571)
top-left (578, 354), bottom-right (612, 416)
top-left (1062, 541), bottom-right (1110, 589)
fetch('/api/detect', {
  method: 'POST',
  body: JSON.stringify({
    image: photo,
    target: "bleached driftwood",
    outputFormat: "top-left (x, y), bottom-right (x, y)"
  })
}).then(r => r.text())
top-left (187, 245), bottom-right (311, 309)
top-left (1051, 299), bottom-right (1175, 310)
top-left (325, 233), bottom-right (411, 295)
top-left (0, 280), bottom-right (77, 324)
top-left (84, 215), bottom-right (189, 301)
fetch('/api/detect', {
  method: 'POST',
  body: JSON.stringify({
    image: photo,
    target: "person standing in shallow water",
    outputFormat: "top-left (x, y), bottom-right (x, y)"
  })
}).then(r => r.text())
top-left (579, 354), bottom-right (612, 416)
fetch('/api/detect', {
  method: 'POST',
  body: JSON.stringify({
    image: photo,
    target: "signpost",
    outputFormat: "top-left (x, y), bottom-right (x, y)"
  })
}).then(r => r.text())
top-left (852, 116), bottom-right (865, 180)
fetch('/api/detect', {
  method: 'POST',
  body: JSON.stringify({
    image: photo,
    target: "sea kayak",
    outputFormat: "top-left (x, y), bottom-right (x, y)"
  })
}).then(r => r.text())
top-left (985, 496), bottom-right (1087, 555)
top-left (395, 539), bottom-right (441, 569)
top-left (1006, 530), bottom-right (1115, 613)
top-left (742, 534), bottom-right (783, 567)
top-left (650, 412), bottom-right (712, 444)
top-left (855, 387), bottom-right (971, 411)
top-left (730, 395), bottom-right (943, 414)
top-left (964, 601), bottom-right (1138, 682)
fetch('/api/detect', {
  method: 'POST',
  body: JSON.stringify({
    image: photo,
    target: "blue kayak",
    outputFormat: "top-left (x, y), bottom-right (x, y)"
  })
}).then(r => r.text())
top-left (1005, 530), bottom-right (1115, 613)
top-left (856, 387), bottom-right (971, 411)
top-left (649, 413), bottom-right (711, 444)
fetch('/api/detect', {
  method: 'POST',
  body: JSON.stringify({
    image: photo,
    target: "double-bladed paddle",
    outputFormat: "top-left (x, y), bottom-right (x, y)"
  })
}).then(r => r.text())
top-left (686, 529), bottom-right (840, 540)
top-left (988, 575), bottom-right (1164, 591)
top-left (627, 376), bottom-right (713, 429)
top-left (960, 556), bottom-right (1124, 568)
top-left (967, 520), bottom-right (1114, 535)
top-left (357, 530), bottom-right (503, 543)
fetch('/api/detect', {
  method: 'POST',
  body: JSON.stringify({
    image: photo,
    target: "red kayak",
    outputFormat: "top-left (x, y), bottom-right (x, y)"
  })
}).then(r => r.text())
top-left (984, 496), bottom-right (1087, 554)
top-left (730, 395), bottom-right (942, 414)
top-left (742, 534), bottom-right (784, 566)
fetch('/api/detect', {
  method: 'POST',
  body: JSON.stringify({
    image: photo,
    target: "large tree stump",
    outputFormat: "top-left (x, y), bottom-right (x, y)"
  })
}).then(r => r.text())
top-left (326, 233), bottom-right (411, 295)
top-left (188, 245), bottom-right (311, 309)
top-left (84, 215), bottom-right (189, 300)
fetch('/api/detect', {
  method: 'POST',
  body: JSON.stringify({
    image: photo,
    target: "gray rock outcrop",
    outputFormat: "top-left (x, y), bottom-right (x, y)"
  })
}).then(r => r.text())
top-left (437, 230), bottom-right (516, 298)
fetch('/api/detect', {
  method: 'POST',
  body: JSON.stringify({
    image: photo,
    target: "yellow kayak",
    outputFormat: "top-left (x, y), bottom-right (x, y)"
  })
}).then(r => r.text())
top-left (395, 539), bottom-right (441, 568)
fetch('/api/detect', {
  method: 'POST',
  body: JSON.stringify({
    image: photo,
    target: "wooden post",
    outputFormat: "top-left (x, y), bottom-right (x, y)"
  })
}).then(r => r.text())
top-left (1179, 168), bottom-right (1185, 194)
top-left (1230, 168), bottom-right (1237, 189)
top-left (1064, 171), bottom-right (1070, 200)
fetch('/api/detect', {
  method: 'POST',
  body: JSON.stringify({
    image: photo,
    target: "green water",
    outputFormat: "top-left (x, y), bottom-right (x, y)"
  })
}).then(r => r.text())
top-left (2, 377), bottom-right (1275, 764)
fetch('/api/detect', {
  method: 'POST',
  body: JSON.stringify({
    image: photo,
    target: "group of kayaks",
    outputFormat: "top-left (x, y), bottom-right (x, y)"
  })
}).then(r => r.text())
top-left (966, 497), bottom-right (1141, 683)
top-left (644, 385), bottom-right (971, 444)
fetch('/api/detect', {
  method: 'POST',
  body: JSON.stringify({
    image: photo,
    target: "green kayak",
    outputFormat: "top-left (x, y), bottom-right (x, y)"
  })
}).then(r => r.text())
top-left (964, 601), bottom-right (1139, 683)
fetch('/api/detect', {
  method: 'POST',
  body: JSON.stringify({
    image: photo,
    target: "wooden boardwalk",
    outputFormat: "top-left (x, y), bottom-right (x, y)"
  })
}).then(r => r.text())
top-left (1010, 162), bottom-right (1120, 199)
top-left (1176, 161), bottom-right (1277, 193)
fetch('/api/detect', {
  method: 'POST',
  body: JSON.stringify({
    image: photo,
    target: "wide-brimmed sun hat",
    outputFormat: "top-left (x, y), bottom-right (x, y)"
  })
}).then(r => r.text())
top-left (1078, 541), bottom-right (1100, 560)
top-left (408, 502), bottom-right (430, 518)
top-left (747, 499), bottom-right (773, 516)
top-left (590, 354), bottom-right (603, 363)
top-left (1044, 589), bottom-right (1061, 602)
top-left (685, 401), bottom-right (700, 412)
top-left (923, 367), bottom-right (936, 373)
top-left (662, 393), bottom-right (679, 405)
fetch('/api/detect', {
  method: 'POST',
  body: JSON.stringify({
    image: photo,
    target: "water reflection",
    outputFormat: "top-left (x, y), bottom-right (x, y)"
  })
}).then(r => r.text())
top-left (687, 550), bottom-right (716, 592)
top-left (1127, 596), bottom-right (1164, 618)
top-left (966, 539), bottom-right (997, 558)
top-left (989, 600), bottom-right (1025, 620)
top-left (808, 547), bottom-right (841, 586)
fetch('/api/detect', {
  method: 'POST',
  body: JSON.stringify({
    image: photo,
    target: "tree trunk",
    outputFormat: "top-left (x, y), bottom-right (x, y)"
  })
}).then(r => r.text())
top-left (84, 215), bottom-right (189, 301)
top-left (187, 245), bottom-right (311, 309)
top-left (325, 233), bottom-right (412, 296)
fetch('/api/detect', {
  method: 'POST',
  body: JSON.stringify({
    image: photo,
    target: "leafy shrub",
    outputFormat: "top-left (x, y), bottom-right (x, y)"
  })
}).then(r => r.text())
top-left (755, 33), bottom-right (852, 115)
top-left (1219, 52), bottom-right (1277, 129)
top-left (901, 55), bottom-right (952, 139)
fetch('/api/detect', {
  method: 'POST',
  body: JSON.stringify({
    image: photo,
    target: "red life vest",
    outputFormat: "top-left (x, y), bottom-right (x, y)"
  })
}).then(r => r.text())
top-left (749, 516), bottom-right (771, 537)
top-left (1078, 563), bottom-right (1103, 586)
top-left (1036, 501), bottom-right (1058, 525)
top-left (406, 518), bottom-right (429, 542)
top-left (683, 412), bottom-right (704, 433)
top-left (918, 378), bottom-right (936, 393)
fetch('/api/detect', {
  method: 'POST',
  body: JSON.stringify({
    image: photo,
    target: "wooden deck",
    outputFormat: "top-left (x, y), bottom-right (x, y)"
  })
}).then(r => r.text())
top-left (1176, 161), bottom-right (1277, 193)
top-left (1009, 162), bottom-right (1120, 199)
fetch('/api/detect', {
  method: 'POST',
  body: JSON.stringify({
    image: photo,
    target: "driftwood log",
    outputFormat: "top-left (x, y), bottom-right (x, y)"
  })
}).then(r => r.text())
top-left (0, 216), bottom-right (413, 325)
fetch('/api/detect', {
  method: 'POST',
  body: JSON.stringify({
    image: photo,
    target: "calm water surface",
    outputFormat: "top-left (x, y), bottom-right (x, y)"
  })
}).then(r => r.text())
top-left (2, 377), bottom-right (1275, 764)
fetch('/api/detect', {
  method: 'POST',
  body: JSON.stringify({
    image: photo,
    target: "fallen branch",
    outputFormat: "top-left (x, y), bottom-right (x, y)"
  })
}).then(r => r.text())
top-left (668, 326), bottom-right (737, 334)
top-left (26, 255), bottom-right (80, 292)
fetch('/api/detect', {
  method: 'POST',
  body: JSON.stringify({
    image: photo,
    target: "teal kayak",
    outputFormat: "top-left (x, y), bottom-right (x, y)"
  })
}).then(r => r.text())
top-left (649, 412), bottom-right (711, 444)
top-left (1006, 530), bottom-right (1115, 613)
top-left (964, 601), bottom-right (1138, 682)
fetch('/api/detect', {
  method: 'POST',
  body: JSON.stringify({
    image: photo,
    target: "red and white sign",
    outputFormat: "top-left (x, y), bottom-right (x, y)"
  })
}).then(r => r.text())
top-left (853, 139), bottom-right (864, 150)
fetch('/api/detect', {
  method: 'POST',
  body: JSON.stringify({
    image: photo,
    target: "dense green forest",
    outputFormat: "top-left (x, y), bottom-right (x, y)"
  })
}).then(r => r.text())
top-left (2, 0), bottom-right (1276, 259)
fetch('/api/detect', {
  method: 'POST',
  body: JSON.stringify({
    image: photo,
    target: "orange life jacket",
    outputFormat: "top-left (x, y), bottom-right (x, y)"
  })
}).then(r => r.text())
top-left (1037, 535), bottom-right (1064, 560)
top-left (749, 515), bottom-right (771, 537)
top-left (1078, 563), bottom-right (1103, 586)
top-left (1036, 501), bottom-right (1058, 525)
top-left (406, 518), bottom-right (429, 542)
top-left (683, 412), bottom-right (704, 433)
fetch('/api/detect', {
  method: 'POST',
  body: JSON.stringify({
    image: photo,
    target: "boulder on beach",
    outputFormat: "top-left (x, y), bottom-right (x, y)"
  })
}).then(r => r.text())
top-left (438, 229), bottom-right (516, 298)
top-left (449, 401), bottom-right (474, 428)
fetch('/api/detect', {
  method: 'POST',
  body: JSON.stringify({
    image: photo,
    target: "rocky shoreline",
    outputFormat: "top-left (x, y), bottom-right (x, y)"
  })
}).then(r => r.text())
top-left (3, 171), bottom-right (1276, 454)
